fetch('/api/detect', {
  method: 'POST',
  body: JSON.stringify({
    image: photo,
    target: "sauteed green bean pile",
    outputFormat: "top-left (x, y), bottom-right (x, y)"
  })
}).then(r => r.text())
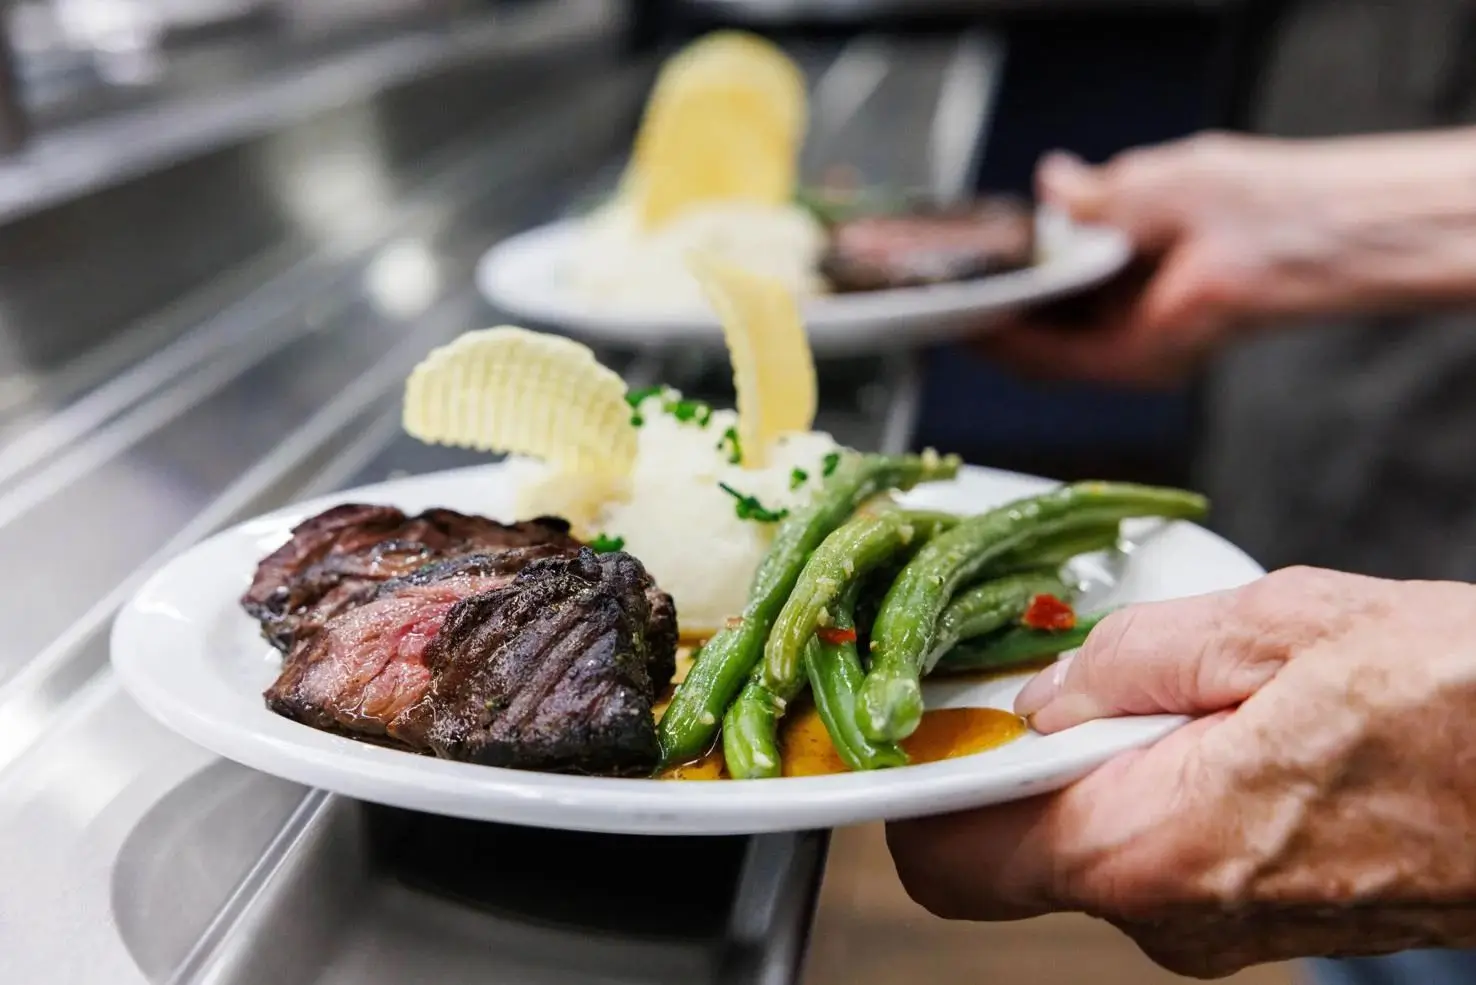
top-left (655, 451), bottom-right (1209, 777)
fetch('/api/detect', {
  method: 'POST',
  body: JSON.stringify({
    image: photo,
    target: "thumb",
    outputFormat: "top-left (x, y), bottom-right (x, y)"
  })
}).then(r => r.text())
top-left (1037, 151), bottom-right (1109, 223)
top-left (1014, 587), bottom-right (1289, 733)
top-left (1040, 147), bottom-right (1192, 253)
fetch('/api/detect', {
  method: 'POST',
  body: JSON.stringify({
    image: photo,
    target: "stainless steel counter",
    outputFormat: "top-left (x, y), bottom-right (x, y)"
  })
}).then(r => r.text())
top-left (0, 8), bottom-right (993, 983)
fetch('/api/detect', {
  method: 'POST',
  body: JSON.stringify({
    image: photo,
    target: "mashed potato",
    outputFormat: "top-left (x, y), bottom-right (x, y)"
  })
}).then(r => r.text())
top-left (563, 200), bottom-right (829, 314)
top-left (509, 391), bottom-right (841, 636)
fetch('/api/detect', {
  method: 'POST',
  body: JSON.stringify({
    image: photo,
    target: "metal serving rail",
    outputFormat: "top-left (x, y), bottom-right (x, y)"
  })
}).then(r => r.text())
top-left (0, 6), bottom-right (994, 983)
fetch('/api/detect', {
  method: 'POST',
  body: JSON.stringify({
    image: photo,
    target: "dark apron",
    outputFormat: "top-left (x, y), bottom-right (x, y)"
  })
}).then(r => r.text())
top-left (1204, 0), bottom-right (1476, 581)
top-left (916, 8), bottom-right (1229, 484)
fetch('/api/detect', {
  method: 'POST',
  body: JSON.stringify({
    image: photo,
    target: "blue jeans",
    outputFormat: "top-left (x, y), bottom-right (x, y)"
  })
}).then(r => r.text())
top-left (1310, 951), bottom-right (1476, 985)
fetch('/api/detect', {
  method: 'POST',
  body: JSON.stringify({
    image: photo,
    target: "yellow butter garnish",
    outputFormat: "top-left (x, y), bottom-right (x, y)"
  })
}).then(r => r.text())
top-left (403, 327), bottom-right (637, 477)
top-left (689, 254), bottom-right (817, 469)
top-left (624, 31), bottom-right (806, 230)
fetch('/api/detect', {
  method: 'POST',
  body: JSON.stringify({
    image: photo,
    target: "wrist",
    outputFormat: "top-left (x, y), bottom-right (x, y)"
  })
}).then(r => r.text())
top-left (1312, 130), bottom-right (1476, 310)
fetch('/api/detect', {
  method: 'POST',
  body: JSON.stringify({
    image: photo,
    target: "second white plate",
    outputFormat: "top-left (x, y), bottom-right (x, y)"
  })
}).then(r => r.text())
top-left (475, 212), bottom-right (1131, 354)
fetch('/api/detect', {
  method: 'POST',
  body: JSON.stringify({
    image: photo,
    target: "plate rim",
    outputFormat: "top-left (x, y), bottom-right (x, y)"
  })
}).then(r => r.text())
top-left (473, 214), bottom-right (1132, 353)
top-left (111, 463), bottom-right (1261, 836)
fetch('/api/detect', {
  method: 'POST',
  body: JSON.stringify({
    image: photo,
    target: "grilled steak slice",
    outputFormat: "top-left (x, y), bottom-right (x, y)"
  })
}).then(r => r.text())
top-left (820, 198), bottom-right (1036, 292)
top-left (264, 549), bottom-right (678, 777)
top-left (390, 549), bottom-right (669, 775)
top-left (372, 552), bottom-right (678, 688)
top-left (242, 504), bottom-right (578, 652)
top-left (264, 554), bottom-right (532, 740)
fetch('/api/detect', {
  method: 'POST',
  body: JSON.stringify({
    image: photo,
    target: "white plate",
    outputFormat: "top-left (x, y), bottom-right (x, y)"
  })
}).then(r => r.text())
top-left (474, 212), bottom-right (1131, 354)
top-left (112, 464), bottom-right (1262, 836)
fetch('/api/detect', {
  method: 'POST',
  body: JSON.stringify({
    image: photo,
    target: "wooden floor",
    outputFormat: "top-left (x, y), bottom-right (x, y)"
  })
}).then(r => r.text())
top-left (803, 825), bottom-right (1298, 985)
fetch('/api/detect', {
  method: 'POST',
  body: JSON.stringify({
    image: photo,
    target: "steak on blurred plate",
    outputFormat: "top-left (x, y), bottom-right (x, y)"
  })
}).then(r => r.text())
top-left (820, 198), bottom-right (1037, 292)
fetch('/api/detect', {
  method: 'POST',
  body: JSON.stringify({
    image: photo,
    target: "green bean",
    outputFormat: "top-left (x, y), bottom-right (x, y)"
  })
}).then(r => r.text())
top-left (986, 522), bottom-right (1122, 576)
top-left (936, 613), bottom-right (1109, 674)
top-left (657, 450), bottom-right (962, 766)
top-left (722, 678), bottom-right (790, 779)
top-left (761, 502), bottom-right (947, 691)
top-left (898, 510), bottom-right (964, 541)
top-left (925, 572), bottom-right (1071, 674)
top-left (729, 504), bottom-right (906, 779)
top-left (729, 507), bottom-right (956, 778)
top-left (805, 585), bottom-right (909, 772)
top-left (859, 482), bottom-right (1208, 742)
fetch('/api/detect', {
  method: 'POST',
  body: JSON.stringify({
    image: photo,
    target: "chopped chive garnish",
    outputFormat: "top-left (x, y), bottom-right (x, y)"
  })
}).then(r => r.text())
top-left (717, 426), bottom-right (743, 465)
top-left (630, 413), bottom-right (644, 428)
top-left (789, 467), bottom-right (809, 490)
top-left (821, 451), bottom-right (841, 477)
top-left (624, 385), bottom-right (664, 409)
top-left (664, 397), bottom-right (713, 428)
top-left (589, 533), bottom-right (626, 553)
top-left (719, 483), bottom-right (789, 523)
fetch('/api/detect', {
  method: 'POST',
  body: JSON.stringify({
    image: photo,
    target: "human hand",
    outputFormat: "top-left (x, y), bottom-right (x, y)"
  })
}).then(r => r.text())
top-left (887, 567), bottom-right (1476, 978)
top-left (978, 130), bottom-right (1476, 385)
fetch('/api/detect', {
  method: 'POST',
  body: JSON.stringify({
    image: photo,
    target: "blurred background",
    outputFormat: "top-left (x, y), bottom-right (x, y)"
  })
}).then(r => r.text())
top-left (0, 0), bottom-right (1343, 982)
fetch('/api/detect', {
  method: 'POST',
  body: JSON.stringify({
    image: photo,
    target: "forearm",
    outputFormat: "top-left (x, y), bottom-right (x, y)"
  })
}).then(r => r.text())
top-left (1278, 127), bottom-right (1476, 312)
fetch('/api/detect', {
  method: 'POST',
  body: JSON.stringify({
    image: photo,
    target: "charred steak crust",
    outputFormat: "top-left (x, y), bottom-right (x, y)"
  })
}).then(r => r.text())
top-left (369, 547), bottom-right (582, 598)
top-left (263, 549), bottom-right (584, 739)
top-left (262, 541), bottom-right (678, 778)
top-left (241, 504), bottom-right (578, 652)
top-left (390, 549), bottom-right (668, 776)
top-left (820, 198), bottom-right (1037, 293)
top-left (379, 551), bottom-right (678, 686)
top-left (242, 504), bottom-right (406, 618)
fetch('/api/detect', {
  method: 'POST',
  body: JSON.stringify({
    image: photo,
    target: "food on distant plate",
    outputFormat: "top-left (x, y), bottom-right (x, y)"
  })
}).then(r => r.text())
top-left (560, 31), bottom-right (1045, 314)
top-left (820, 198), bottom-right (1038, 293)
top-left (245, 254), bottom-right (1210, 780)
top-left (564, 201), bottom-right (829, 313)
top-left (564, 30), bottom-right (826, 312)
top-left (623, 30), bottom-right (807, 229)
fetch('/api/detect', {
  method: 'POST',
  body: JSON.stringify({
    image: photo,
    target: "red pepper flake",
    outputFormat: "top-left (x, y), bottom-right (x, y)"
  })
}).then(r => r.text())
top-left (1022, 594), bottom-right (1076, 631)
top-left (816, 626), bottom-right (858, 646)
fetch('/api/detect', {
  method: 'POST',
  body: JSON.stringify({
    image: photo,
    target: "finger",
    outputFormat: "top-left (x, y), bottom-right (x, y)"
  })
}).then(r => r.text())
top-left (969, 258), bottom-right (1204, 387)
top-left (1039, 149), bottom-right (1187, 252)
top-left (971, 267), bottom-right (1152, 377)
top-left (888, 714), bottom-right (1227, 921)
top-left (1015, 587), bottom-right (1290, 733)
top-left (1037, 151), bottom-right (1110, 222)
top-left (1131, 244), bottom-right (1245, 342)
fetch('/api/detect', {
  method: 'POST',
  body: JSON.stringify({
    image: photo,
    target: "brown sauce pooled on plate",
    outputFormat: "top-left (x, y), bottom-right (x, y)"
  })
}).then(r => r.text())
top-left (658, 704), bottom-right (1026, 781)
top-left (781, 705), bottom-right (1024, 777)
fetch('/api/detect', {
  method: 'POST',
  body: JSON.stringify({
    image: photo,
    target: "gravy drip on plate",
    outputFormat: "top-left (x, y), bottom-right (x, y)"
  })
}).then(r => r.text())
top-left (659, 704), bottom-right (1025, 780)
top-left (782, 705), bottom-right (1024, 778)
